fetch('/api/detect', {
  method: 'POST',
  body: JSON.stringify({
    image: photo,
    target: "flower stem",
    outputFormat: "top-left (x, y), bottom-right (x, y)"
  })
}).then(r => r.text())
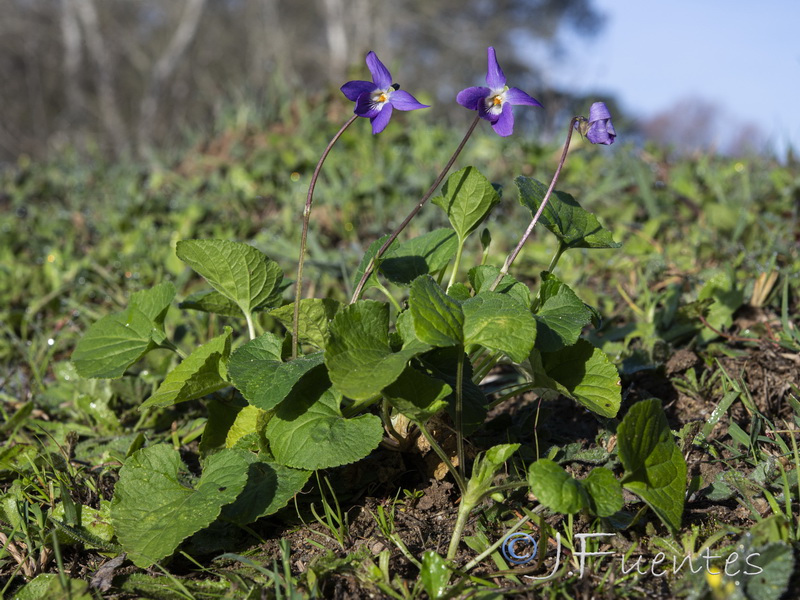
top-left (292, 114), bottom-right (359, 359)
top-left (349, 114), bottom-right (482, 304)
top-left (489, 117), bottom-right (579, 291)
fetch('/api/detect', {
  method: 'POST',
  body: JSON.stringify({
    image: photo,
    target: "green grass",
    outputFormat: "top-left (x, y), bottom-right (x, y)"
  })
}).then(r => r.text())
top-left (2, 99), bottom-right (799, 598)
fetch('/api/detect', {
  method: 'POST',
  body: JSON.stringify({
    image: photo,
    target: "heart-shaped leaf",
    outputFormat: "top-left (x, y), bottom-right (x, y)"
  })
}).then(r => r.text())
top-left (618, 398), bottom-right (687, 533)
top-left (409, 275), bottom-right (464, 347)
top-left (270, 298), bottom-right (342, 349)
top-left (266, 384), bottom-right (383, 470)
top-left (380, 229), bottom-right (459, 286)
top-left (516, 176), bottom-right (621, 250)
top-left (538, 339), bottom-right (621, 418)
top-left (533, 272), bottom-right (592, 353)
top-left (111, 445), bottom-right (248, 567)
top-left (325, 301), bottom-right (430, 401)
top-left (462, 292), bottom-right (536, 362)
top-left (176, 239), bottom-right (283, 317)
top-left (228, 332), bottom-right (325, 411)
top-left (432, 166), bottom-right (501, 241)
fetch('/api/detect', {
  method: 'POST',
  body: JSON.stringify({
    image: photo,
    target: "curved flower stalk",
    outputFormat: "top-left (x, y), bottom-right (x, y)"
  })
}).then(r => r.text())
top-left (293, 51), bottom-right (428, 358)
top-left (456, 47), bottom-right (542, 137)
top-left (341, 51), bottom-right (429, 134)
top-left (493, 102), bottom-right (618, 289)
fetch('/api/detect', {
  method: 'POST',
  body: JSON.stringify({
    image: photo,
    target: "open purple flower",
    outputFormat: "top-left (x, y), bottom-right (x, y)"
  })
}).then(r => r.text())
top-left (583, 102), bottom-right (616, 145)
top-left (456, 47), bottom-right (542, 137)
top-left (340, 51), bottom-right (429, 135)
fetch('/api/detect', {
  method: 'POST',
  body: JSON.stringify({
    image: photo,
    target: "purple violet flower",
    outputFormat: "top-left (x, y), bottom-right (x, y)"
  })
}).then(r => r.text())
top-left (582, 102), bottom-right (616, 145)
top-left (456, 47), bottom-right (542, 137)
top-left (340, 51), bottom-right (429, 135)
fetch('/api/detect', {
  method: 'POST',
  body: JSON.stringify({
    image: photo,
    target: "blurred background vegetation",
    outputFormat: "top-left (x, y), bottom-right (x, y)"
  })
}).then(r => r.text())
top-left (1, 0), bottom-right (627, 162)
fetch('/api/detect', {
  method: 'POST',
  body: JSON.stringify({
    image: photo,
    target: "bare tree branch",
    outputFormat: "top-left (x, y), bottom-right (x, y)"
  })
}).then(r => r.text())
top-left (137, 0), bottom-right (207, 156)
top-left (72, 0), bottom-right (129, 155)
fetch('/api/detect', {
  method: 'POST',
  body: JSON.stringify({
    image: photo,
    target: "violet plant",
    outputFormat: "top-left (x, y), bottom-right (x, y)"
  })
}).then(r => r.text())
top-left (71, 47), bottom-right (687, 574)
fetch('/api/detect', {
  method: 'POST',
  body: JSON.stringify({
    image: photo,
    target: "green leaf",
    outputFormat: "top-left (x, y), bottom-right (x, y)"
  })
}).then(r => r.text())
top-left (466, 444), bottom-right (520, 504)
top-left (111, 445), bottom-right (248, 567)
top-left (462, 292), bottom-right (536, 362)
top-left (228, 333), bottom-right (325, 411)
top-left (420, 551), bottom-right (452, 600)
top-left (527, 459), bottom-right (588, 514)
top-left (176, 239), bottom-right (284, 316)
top-left (409, 275), bottom-right (464, 347)
top-left (516, 176), bottom-right (621, 250)
top-left (468, 265), bottom-right (531, 308)
top-left (432, 166), bottom-right (501, 241)
top-left (269, 298), bottom-right (342, 349)
top-left (179, 289), bottom-right (244, 317)
top-left (380, 229), bottom-right (459, 286)
top-left (583, 467), bottom-right (624, 517)
top-left (72, 282), bottom-right (176, 379)
top-left (221, 453), bottom-right (311, 525)
top-left (140, 327), bottom-right (232, 409)
top-left (534, 272), bottom-right (593, 353)
top-left (325, 301), bottom-right (430, 401)
top-left (351, 234), bottom-right (390, 293)
top-left (617, 398), bottom-right (687, 533)
top-left (539, 340), bottom-right (621, 418)
top-left (383, 367), bottom-right (451, 423)
top-left (266, 385), bottom-right (383, 469)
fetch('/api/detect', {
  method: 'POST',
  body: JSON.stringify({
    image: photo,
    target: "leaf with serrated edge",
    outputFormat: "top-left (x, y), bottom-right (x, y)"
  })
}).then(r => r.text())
top-left (527, 459), bottom-right (588, 514)
top-left (469, 265), bottom-right (530, 308)
top-left (221, 452), bottom-right (311, 525)
top-left (270, 298), bottom-right (342, 349)
top-left (176, 239), bottom-right (283, 316)
top-left (432, 166), bottom-right (501, 241)
top-left (73, 307), bottom-right (161, 379)
top-left (516, 176), bottom-right (621, 249)
top-left (462, 292), bottom-right (536, 362)
top-left (534, 272), bottom-right (592, 353)
top-left (583, 467), bottom-right (623, 517)
top-left (111, 445), bottom-right (248, 568)
top-left (617, 398), bottom-right (687, 533)
top-left (325, 301), bottom-right (430, 401)
top-left (228, 332), bottom-right (325, 411)
top-left (141, 328), bottom-right (232, 409)
top-left (409, 275), bottom-right (464, 347)
top-left (266, 386), bottom-right (382, 469)
top-left (179, 289), bottom-right (244, 317)
top-left (380, 229), bottom-right (458, 286)
top-left (540, 340), bottom-right (621, 417)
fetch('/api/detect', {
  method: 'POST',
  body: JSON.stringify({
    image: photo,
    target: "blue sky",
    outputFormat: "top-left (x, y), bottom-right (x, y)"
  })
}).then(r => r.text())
top-left (533, 0), bottom-right (800, 156)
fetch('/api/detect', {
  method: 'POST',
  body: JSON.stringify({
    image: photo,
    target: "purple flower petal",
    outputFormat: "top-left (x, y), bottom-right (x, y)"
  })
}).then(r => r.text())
top-left (491, 103), bottom-right (515, 137)
top-left (586, 101), bottom-right (616, 145)
top-left (485, 47), bottom-right (506, 89)
top-left (457, 86), bottom-right (490, 111)
top-left (505, 87), bottom-right (543, 107)
top-left (341, 80), bottom-right (376, 102)
top-left (366, 51), bottom-right (392, 89)
top-left (589, 102), bottom-right (612, 122)
top-left (371, 104), bottom-right (393, 134)
top-left (388, 89), bottom-right (429, 111)
top-left (354, 92), bottom-right (381, 118)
